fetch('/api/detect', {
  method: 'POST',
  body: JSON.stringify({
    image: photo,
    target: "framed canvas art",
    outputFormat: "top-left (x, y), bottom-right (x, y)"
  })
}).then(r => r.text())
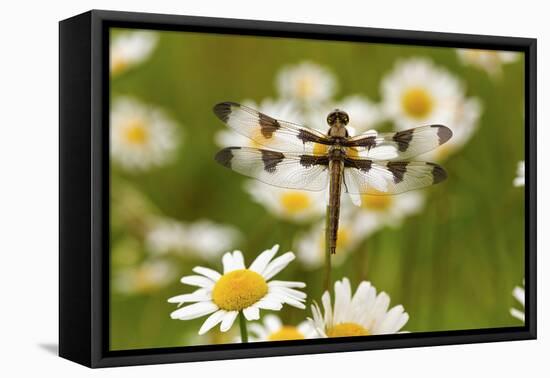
top-left (59, 9), bottom-right (536, 368)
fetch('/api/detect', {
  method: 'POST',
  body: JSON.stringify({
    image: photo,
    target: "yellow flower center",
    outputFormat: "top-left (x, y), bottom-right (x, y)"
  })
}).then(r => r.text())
top-left (212, 269), bottom-right (268, 311)
top-left (124, 120), bottom-right (149, 145)
top-left (280, 192), bottom-right (312, 214)
top-left (401, 87), bottom-right (434, 119)
top-left (296, 77), bottom-right (314, 99)
top-left (268, 326), bottom-right (305, 341)
top-left (327, 322), bottom-right (370, 337)
top-left (360, 190), bottom-right (393, 211)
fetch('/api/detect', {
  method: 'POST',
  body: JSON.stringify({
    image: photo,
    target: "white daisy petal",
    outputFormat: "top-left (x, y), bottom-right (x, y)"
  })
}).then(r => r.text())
top-left (167, 289), bottom-right (210, 305)
top-left (170, 301), bottom-right (218, 320)
top-left (321, 291), bottom-right (333, 327)
top-left (243, 305), bottom-right (261, 321)
top-left (198, 309), bottom-right (227, 335)
top-left (373, 305), bottom-right (406, 334)
top-left (232, 250), bottom-right (246, 270)
top-left (249, 245), bottom-right (280, 275)
top-left (268, 280), bottom-right (306, 288)
top-left (220, 311), bottom-right (239, 332)
top-left (180, 275), bottom-right (215, 288)
top-left (222, 252), bottom-right (236, 274)
top-left (192, 266), bottom-right (222, 281)
top-left (256, 298), bottom-right (284, 311)
top-left (262, 252), bottom-right (296, 280)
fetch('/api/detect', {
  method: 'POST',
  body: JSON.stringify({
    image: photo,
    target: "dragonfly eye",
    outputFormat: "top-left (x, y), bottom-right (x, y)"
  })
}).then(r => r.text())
top-left (327, 110), bottom-right (349, 126)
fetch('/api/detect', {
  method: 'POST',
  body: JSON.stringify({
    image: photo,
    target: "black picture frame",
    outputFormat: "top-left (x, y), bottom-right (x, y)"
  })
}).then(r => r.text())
top-left (59, 9), bottom-right (537, 368)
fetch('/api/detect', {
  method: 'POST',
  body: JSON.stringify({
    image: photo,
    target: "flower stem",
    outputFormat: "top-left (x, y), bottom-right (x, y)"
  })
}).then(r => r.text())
top-left (239, 311), bottom-right (248, 343)
top-left (324, 205), bottom-right (332, 292)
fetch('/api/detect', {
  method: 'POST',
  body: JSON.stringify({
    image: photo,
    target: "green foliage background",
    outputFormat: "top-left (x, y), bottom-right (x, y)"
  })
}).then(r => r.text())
top-left (110, 28), bottom-right (525, 350)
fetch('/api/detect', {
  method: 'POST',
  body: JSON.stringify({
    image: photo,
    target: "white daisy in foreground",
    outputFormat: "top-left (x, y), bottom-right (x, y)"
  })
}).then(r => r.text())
top-left (276, 61), bottom-right (337, 105)
top-left (168, 245), bottom-right (306, 335)
top-left (510, 280), bottom-right (525, 322)
top-left (111, 97), bottom-right (179, 171)
top-left (244, 180), bottom-right (325, 223)
top-left (110, 31), bottom-right (158, 76)
top-left (114, 259), bottom-right (176, 295)
top-left (146, 218), bottom-right (240, 260)
top-left (295, 210), bottom-right (376, 270)
top-left (310, 278), bottom-right (409, 337)
top-left (247, 314), bottom-right (317, 342)
top-left (214, 98), bottom-right (303, 149)
top-left (514, 160), bottom-right (525, 187)
top-left (456, 49), bottom-right (520, 78)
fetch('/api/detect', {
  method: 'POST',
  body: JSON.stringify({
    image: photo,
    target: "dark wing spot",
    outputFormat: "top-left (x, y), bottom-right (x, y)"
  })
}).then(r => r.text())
top-left (387, 161), bottom-right (409, 183)
top-left (300, 155), bottom-right (329, 168)
top-left (393, 129), bottom-right (414, 152)
top-left (261, 150), bottom-right (285, 173)
top-left (427, 162), bottom-right (447, 184)
top-left (297, 129), bottom-right (329, 145)
top-left (213, 102), bottom-right (238, 123)
top-left (344, 158), bottom-right (372, 172)
top-left (258, 113), bottom-right (280, 139)
top-left (214, 147), bottom-right (238, 168)
top-left (431, 125), bottom-right (453, 145)
top-left (343, 135), bottom-right (377, 149)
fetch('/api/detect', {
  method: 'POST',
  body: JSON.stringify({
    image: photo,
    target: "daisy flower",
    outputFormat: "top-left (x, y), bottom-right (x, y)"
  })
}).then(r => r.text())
top-left (168, 245), bottom-right (307, 335)
top-left (276, 61), bottom-right (337, 105)
top-left (244, 180), bottom-right (325, 223)
top-left (510, 280), bottom-right (525, 322)
top-left (381, 58), bottom-right (481, 160)
top-left (114, 259), bottom-right (176, 295)
top-left (110, 31), bottom-right (158, 76)
top-left (456, 49), bottom-right (520, 78)
top-left (146, 217), bottom-right (240, 260)
top-left (247, 314), bottom-right (317, 342)
top-left (514, 160), bottom-right (525, 187)
top-left (111, 97), bottom-right (179, 171)
top-left (214, 98), bottom-right (303, 149)
top-left (310, 278), bottom-right (409, 337)
top-left (355, 190), bottom-right (425, 229)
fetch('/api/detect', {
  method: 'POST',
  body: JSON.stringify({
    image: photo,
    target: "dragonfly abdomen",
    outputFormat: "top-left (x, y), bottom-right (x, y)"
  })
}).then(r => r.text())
top-left (327, 152), bottom-right (344, 255)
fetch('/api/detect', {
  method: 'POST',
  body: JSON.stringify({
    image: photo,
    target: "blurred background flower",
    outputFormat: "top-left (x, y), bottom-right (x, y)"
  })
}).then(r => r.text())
top-left (456, 49), bottom-right (520, 78)
top-left (110, 97), bottom-right (180, 171)
top-left (110, 31), bottom-right (158, 76)
top-left (146, 217), bottom-right (241, 261)
top-left (276, 61), bottom-right (337, 106)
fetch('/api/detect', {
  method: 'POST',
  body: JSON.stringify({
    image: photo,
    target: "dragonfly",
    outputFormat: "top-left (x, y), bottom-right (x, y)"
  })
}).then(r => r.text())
top-left (213, 102), bottom-right (452, 255)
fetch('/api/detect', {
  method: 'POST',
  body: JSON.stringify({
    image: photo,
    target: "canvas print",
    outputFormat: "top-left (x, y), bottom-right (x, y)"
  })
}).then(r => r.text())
top-left (109, 28), bottom-right (525, 351)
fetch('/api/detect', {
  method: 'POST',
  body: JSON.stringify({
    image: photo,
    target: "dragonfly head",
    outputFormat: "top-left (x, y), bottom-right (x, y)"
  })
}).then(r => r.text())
top-left (327, 109), bottom-right (349, 128)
